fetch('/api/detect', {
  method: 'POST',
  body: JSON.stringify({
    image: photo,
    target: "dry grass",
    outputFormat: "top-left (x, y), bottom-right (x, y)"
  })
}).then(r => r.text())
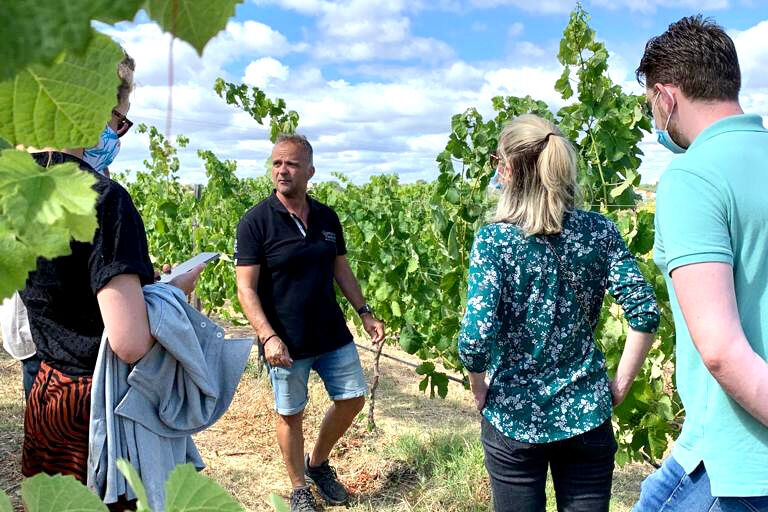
top-left (0, 357), bottom-right (24, 507)
top-left (0, 325), bottom-right (652, 511)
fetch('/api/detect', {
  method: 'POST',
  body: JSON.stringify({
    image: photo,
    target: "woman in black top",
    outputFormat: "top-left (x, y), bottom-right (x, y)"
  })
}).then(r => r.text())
top-left (19, 52), bottom-right (201, 493)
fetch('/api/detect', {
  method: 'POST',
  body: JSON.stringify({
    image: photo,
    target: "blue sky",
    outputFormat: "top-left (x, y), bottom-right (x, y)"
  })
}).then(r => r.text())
top-left (103, 0), bottom-right (768, 185)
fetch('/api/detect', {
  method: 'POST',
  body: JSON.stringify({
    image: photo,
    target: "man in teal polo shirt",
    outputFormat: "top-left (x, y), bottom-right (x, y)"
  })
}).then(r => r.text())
top-left (633, 15), bottom-right (768, 512)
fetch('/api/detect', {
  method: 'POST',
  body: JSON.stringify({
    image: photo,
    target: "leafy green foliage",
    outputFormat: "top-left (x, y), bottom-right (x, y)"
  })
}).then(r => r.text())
top-left (146, 0), bottom-right (243, 56)
top-left (0, 150), bottom-right (97, 300)
top-left (16, 461), bottom-right (246, 511)
top-left (0, 0), bottom-right (142, 80)
top-left (424, 5), bottom-right (680, 464)
top-left (0, 0), bottom-right (242, 300)
top-left (117, 459), bottom-right (152, 512)
top-left (165, 464), bottom-right (243, 511)
top-left (0, 489), bottom-right (11, 512)
top-left (268, 494), bottom-right (290, 512)
top-left (22, 473), bottom-right (108, 511)
top-left (0, 32), bottom-right (123, 149)
top-left (123, 5), bottom-right (678, 466)
top-left (214, 78), bottom-right (299, 143)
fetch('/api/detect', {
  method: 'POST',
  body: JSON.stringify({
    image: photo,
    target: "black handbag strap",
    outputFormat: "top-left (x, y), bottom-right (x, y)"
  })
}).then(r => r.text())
top-left (539, 235), bottom-right (593, 329)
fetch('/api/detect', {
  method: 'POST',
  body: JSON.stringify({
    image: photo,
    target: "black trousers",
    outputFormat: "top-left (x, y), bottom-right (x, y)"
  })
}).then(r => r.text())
top-left (481, 417), bottom-right (617, 512)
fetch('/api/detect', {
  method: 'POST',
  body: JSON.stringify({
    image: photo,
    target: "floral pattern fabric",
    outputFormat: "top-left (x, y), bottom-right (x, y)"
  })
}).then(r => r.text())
top-left (458, 210), bottom-right (659, 443)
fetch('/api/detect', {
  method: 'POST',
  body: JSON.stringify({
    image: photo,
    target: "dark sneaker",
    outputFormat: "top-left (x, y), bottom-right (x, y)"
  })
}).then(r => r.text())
top-left (304, 454), bottom-right (349, 505)
top-left (290, 486), bottom-right (319, 512)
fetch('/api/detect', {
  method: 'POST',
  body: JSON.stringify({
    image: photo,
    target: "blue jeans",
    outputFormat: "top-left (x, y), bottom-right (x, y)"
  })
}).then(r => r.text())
top-left (481, 417), bottom-right (617, 512)
top-left (268, 342), bottom-right (367, 416)
top-left (634, 456), bottom-right (768, 512)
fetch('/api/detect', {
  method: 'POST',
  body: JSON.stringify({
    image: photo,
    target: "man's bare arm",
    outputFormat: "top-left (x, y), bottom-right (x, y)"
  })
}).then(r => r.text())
top-left (235, 265), bottom-right (272, 339)
top-left (672, 262), bottom-right (768, 426)
top-left (333, 255), bottom-right (385, 344)
top-left (333, 255), bottom-right (365, 310)
top-left (235, 264), bottom-right (292, 366)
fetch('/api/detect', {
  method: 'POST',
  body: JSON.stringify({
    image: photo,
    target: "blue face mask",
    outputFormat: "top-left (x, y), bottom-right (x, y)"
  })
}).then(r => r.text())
top-left (490, 169), bottom-right (504, 190)
top-left (82, 125), bottom-right (121, 175)
top-left (653, 91), bottom-right (686, 154)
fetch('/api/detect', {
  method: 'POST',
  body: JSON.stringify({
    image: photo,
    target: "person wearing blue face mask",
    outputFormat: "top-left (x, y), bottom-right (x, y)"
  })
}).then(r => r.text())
top-left (651, 88), bottom-right (686, 155)
top-left (18, 50), bottom-right (204, 511)
top-left (81, 75), bottom-right (133, 177)
top-left (634, 16), bottom-right (768, 512)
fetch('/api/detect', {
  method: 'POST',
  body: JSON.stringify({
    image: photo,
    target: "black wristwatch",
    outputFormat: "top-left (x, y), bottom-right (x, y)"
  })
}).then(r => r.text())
top-left (356, 304), bottom-right (373, 317)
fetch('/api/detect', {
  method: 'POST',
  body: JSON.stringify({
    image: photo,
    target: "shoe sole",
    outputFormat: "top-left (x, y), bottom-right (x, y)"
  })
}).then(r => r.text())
top-left (305, 474), bottom-right (349, 506)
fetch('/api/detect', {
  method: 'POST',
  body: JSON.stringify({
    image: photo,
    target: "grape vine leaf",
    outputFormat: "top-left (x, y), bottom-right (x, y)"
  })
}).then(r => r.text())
top-left (0, 489), bottom-right (10, 512)
top-left (116, 459), bottom-right (151, 512)
top-left (146, 0), bottom-right (243, 56)
top-left (0, 150), bottom-right (98, 300)
top-left (0, 32), bottom-right (123, 149)
top-left (165, 463), bottom-right (243, 511)
top-left (0, 0), bottom-right (143, 81)
top-left (21, 473), bottom-right (108, 511)
top-left (268, 494), bottom-right (290, 512)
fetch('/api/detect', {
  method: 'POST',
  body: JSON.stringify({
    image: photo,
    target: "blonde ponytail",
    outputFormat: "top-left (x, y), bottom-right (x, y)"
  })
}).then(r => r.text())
top-left (492, 115), bottom-right (578, 235)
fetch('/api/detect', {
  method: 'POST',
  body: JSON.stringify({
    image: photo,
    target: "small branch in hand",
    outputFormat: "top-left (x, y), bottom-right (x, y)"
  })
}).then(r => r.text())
top-left (367, 341), bottom-right (385, 432)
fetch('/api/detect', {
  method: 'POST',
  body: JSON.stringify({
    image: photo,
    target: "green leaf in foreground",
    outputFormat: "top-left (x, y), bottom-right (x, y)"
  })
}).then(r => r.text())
top-left (0, 489), bottom-right (11, 512)
top-left (165, 463), bottom-right (243, 511)
top-left (22, 473), bottom-right (108, 512)
top-left (116, 459), bottom-right (151, 512)
top-left (0, 0), bottom-right (142, 81)
top-left (146, 0), bottom-right (243, 55)
top-left (0, 150), bottom-right (97, 300)
top-left (268, 494), bottom-right (290, 512)
top-left (0, 32), bottom-right (123, 149)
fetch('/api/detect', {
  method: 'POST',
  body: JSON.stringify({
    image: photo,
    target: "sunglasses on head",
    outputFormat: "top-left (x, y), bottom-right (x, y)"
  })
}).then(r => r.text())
top-left (112, 109), bottom-right (133, 137)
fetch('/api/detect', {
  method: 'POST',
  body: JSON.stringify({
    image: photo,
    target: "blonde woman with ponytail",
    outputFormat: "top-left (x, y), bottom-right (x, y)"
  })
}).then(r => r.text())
top-left (458, 114), bottom-right (660, 512)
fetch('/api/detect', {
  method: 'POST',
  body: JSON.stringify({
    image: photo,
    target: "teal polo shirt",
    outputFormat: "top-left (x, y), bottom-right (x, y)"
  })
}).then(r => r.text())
top-left (654, 114), bottom-right (768, 497)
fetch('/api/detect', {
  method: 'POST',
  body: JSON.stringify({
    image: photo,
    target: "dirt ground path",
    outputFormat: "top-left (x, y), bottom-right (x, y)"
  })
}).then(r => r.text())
top-left (0, 325), bottom-right (651, 511)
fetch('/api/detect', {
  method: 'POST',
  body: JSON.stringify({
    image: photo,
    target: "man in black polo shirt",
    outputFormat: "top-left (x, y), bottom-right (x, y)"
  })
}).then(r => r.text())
top-left (235, 134), bottom-right (385, 512)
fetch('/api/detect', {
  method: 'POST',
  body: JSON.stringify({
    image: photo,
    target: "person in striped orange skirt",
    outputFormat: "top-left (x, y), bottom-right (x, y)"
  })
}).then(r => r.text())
top-left (17, 50), bottom-right (202, 509)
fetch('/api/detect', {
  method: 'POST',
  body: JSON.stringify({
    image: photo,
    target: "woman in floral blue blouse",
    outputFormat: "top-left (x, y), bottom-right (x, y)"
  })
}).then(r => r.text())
top-left (458, 114), bottom-right (660, 512)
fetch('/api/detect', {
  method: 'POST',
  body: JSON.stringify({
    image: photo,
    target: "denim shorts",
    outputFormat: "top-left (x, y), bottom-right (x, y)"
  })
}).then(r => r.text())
top-left (268, 342), bottom-right (368, 416)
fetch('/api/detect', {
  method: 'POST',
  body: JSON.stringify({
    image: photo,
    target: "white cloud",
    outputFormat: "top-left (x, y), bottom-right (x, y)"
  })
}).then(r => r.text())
top-left (508, 22), bottom-right (525, 38)
top-left (589, 0), bottom-right (729, 13)
top-left (513, 41), bottom-right (548, 59)
top-left (101, 8), bottom-right (768, 189)
top-left (731, 20), bottom-right (768, 89)
top-left (252, 0), bottom-right (454, 62)
top-left (469, 0), bottom-right (576, 14)
top-left (101, 20), bottom-right (300, 87)
top-left (243, 58), bottom-right (291, 88)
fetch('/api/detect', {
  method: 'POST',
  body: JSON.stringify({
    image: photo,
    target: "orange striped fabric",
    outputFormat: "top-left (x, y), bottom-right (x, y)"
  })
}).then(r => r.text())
top-left (22, 361), bottom-right (92, 483)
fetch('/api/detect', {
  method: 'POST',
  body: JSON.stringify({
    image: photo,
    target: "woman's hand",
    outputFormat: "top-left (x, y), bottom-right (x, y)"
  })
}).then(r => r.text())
top-left (610, 378), bottom-right (630, 407)
top-left (468, 371), bottom-right (489, 411)
top-left (153, 263), bottom-right (172, 281)
top-left (169, 264), bottom-right (205, 295)
top-left (472, 382), bottom-right (489, 411)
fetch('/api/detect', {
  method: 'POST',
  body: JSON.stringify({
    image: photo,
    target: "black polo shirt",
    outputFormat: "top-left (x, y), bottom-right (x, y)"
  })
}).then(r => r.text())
top-left (234, 191), bottom-right (353, 360)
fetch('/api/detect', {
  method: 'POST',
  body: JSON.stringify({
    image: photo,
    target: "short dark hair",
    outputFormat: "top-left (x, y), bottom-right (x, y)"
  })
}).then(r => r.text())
top-left (276, 133), bottom-right (313, 165)
top-left (636, 15), bottom-right (740, 101)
